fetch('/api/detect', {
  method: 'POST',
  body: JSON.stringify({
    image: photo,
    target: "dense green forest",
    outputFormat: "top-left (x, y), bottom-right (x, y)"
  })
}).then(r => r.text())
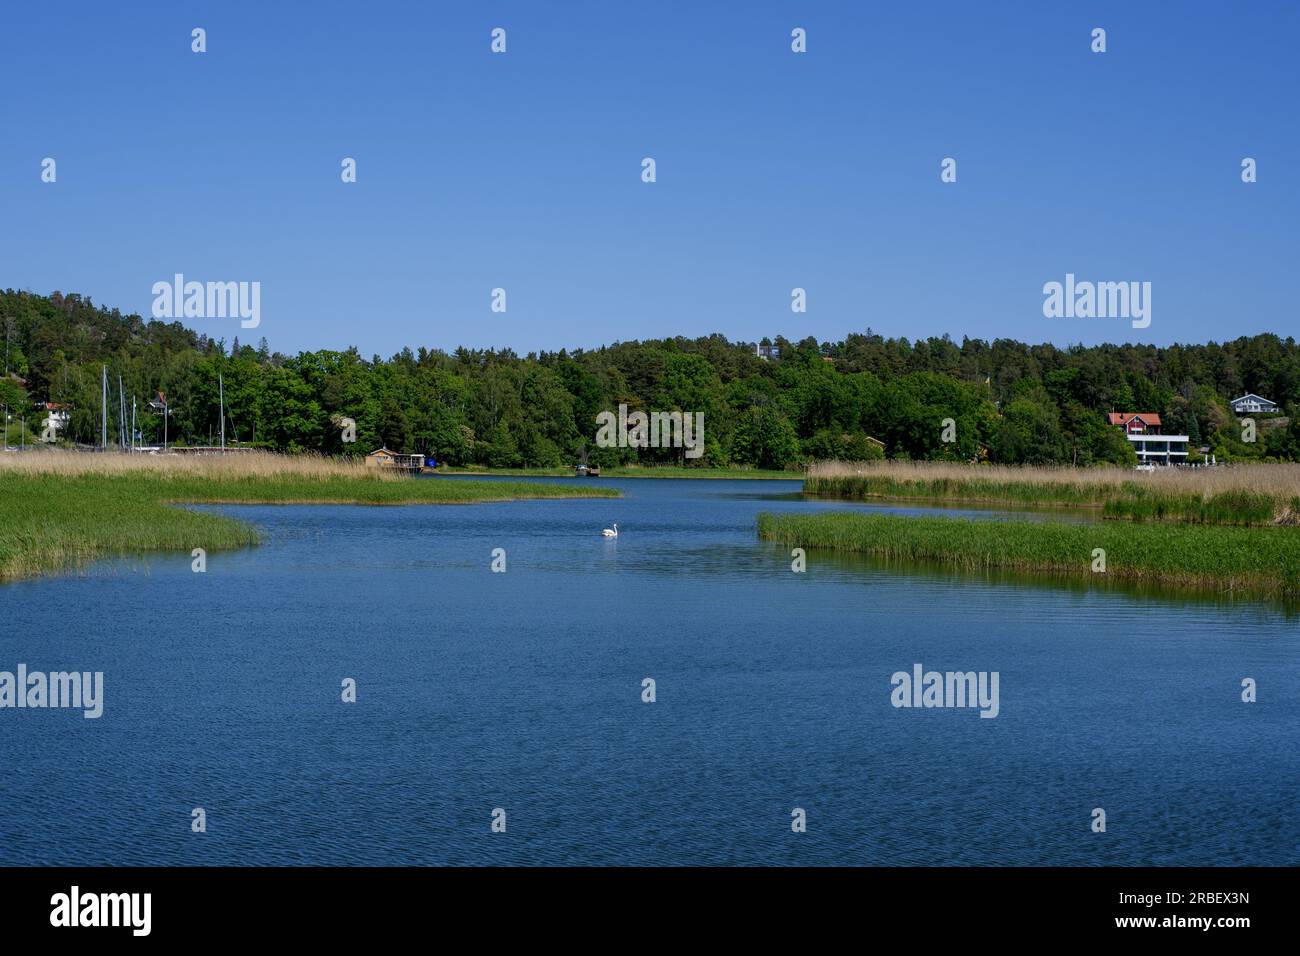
top-left (3, 289), bottom-right (1299, 467)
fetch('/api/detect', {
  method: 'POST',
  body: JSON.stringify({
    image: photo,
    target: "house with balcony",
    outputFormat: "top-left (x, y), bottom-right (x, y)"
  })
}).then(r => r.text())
top-left (1108, 412), bottom-right (1188, 465)
top-left (1229, 393), bottom-right (1278, 415)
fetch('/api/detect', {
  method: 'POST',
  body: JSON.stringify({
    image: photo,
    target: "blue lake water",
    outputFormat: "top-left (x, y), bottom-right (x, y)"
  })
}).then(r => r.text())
top-left (1, 476), bottom-right (1296, 865)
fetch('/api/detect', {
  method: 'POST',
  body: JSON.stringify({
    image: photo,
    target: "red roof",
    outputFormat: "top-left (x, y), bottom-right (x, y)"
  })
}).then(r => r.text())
top-left (1108, 412), bottom-right (1161, 426)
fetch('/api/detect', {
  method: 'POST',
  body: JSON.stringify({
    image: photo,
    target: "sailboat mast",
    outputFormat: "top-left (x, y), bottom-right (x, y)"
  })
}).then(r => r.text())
top-left (101, 365), bottom-right (108, 449)
top-left (219, 373), bottom-right (226, 451)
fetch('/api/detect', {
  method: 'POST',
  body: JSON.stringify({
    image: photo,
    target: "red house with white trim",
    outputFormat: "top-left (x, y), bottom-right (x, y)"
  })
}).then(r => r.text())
top-left (1107, 412), bottom-right (1162, 435)
top-left (1108, 413), bottom-right (1187, 464)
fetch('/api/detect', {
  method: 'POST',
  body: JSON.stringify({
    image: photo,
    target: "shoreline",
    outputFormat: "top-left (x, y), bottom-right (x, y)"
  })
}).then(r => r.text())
top-left (0, 453), bottom-right (619, 583)
top-left (803, 463), bottom-right (1300, 527)
top-left (437, 467), bottom-right (799, 480)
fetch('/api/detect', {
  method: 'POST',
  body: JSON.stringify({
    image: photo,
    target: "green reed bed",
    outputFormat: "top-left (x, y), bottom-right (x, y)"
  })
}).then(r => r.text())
top-left (804, 473), bottom-right (1117, 507)
top-left (0, 467), bottom-right (618, 582)
top-left (1100, 489), bottom-right (1292, 525)
top-left (804, 467), bottom-right (1300, 527)
top-left (757, 511), bottom-right (1300, 599)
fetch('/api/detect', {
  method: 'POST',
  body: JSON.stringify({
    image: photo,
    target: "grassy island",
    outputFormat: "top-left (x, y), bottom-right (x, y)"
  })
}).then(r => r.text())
top-left (785, 461), bottom-right (1300, 598)
top-left (804, 461), bottom-right (1300, 526)
top-left (0, 451), bottom-right (618, 582)
top-left (758, 510), bottom-right (1300, 600)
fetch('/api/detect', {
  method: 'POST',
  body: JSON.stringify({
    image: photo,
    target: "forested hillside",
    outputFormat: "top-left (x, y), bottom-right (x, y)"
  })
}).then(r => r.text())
top-left (3, 288), bottom-right (1299, 467)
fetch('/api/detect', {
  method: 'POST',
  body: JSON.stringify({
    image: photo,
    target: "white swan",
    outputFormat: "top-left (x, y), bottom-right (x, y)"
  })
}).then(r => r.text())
top-left (602, 523), bottom-right (619, 538)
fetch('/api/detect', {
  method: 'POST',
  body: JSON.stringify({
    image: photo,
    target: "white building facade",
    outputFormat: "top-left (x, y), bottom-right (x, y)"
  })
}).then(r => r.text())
top-left (1127, 432), bottom-right (1189, 464)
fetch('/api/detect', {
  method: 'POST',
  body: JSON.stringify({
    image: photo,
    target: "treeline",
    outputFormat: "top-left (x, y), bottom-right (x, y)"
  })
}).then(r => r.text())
top-left (3, 289), bottom-right (1300, 467)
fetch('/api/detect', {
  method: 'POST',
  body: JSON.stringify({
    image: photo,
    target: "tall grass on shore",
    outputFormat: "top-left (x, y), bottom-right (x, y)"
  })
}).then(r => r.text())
top-left (0, 450), bottom-right (618, 582)
top-left (758, 511), bottom-right (1300, 599)
top-left (804, 460), bottom-right (1300, 526)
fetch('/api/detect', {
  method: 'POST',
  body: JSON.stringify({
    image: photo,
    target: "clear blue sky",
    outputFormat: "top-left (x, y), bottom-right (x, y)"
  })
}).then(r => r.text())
top-left (2, 1), bottom-right (1296, 357)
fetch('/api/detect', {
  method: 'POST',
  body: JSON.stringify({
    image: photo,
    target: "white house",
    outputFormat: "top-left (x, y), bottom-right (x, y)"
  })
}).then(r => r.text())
top-left (40, 402), bottom-right (71, 437)
top-left (1230, 393), bottom-right (1278, 414)
top-left (1126, 433), bottom-right (1190, 465)
top-left (1108, 412), bottom-right (1188, 465)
